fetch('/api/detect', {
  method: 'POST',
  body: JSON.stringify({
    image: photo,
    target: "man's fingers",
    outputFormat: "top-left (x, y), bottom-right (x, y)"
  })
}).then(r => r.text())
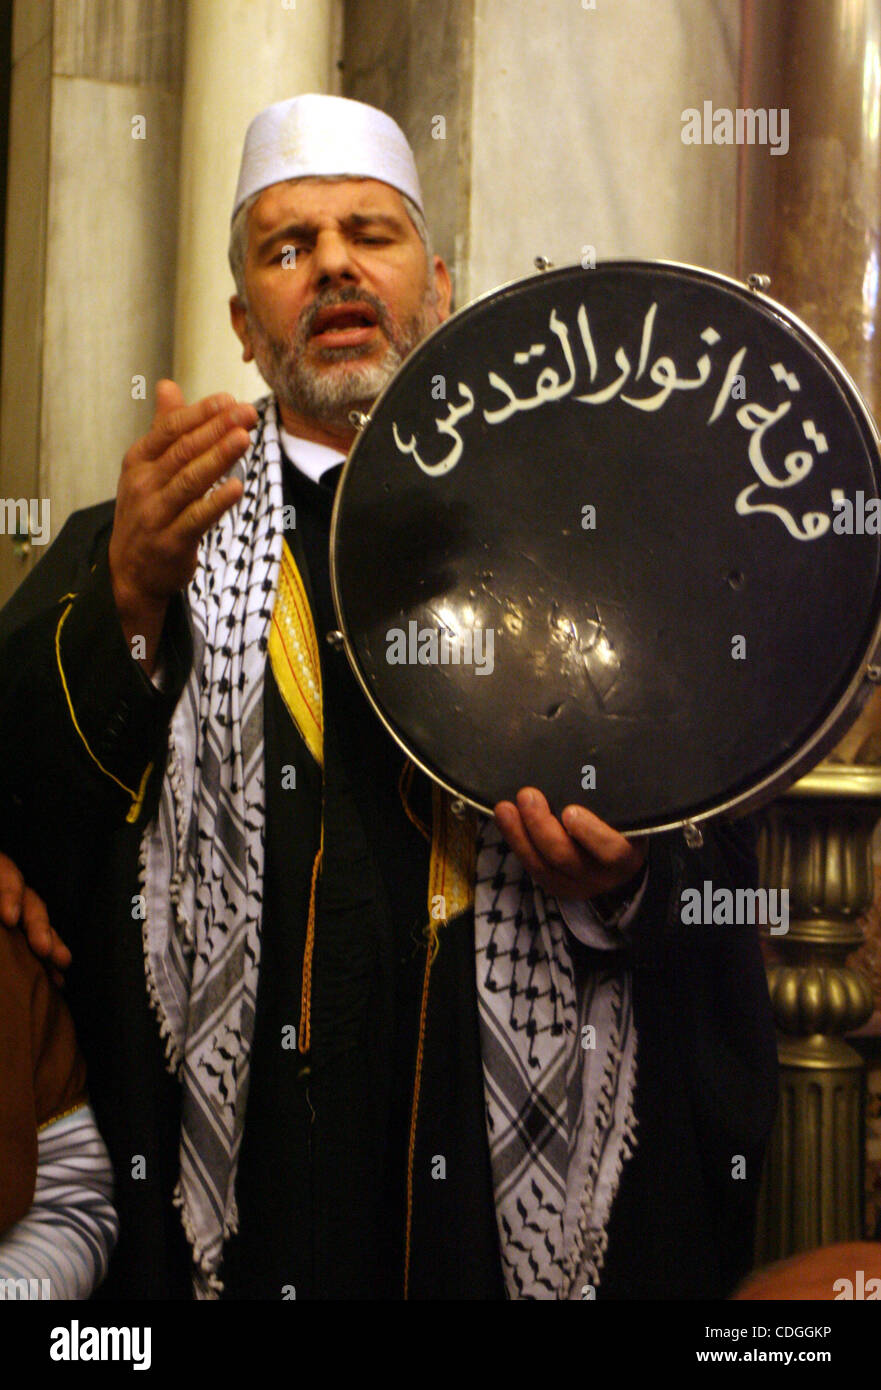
top-left (0, 852), bottom-right (25, 925)
top-left (20, 886), bottom-right (51, 954)
top-left (169, 475), bottom-right (245, 547)
top-left (153, 378), bottom-right (187, 418)
top-left (0, 890), bottom-right (22, 926)
top-left (156, 402), bottom-right (256, 484)
top-left (139, 414), bottom-right (250, 538)
top-left (0, 891), bottom-right (19, 925)
top-left (138, 392), bottom-right (239, 463)
top-left (560, 803), bottom-right (645, 877)
top-left (0, 857), bottom-right (71, 968)
top-left (158, 410), bottom-right (253, 496)
top-left (514, 787), bottom-right (591, 877)
top-left (495, 790), bottom-right (648, 899)
top-left (21, 888), bottom-right (72, 969)
top-left (144, 408), bottom-right (255, 538)
top-left (161, 436), bottom-right (247, 528)
top-left (493, 800), bottom-right (551, 880)
top-left (47, 930), bottom-right (73, 972)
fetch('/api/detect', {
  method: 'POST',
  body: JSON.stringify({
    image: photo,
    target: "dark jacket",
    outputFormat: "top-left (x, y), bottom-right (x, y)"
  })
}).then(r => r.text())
top-left (0, 499), bottom-right (779, 1299)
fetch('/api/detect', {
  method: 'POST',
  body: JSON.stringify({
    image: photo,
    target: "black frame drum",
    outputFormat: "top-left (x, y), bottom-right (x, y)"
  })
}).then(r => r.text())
top-left (330, 261), bottom-right (881, 834)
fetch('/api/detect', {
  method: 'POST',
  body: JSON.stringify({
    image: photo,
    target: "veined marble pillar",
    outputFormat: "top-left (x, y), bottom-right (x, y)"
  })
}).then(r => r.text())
top-left (172, 0), bottom-right (341, 403)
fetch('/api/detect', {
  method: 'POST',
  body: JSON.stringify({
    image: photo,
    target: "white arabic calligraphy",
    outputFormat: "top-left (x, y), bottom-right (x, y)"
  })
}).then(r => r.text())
top-left (483, 309), bottom-right (577, 423)
top-left (735, 484), bottom-right (830, 541)
top-left (392, 382), bottom-right (475, 476)
top-left (390, 298), bottom-right (834, 541)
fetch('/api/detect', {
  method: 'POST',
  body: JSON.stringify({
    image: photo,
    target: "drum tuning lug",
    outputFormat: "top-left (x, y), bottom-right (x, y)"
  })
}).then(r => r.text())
top-left (449, 797), bottom-right (467, 817)
top-left (348, 410), bottom-right (371, 430)
top-left (747, 273), bottom-right (771, 293)
top-left (867, 664), bottom-right (881, 683)
top-left (682, 821), bottom-right (704, 850)
top-left (326, 629), bottom-right (345, 650)
top-left (534, 255), bottom-right (555, 272)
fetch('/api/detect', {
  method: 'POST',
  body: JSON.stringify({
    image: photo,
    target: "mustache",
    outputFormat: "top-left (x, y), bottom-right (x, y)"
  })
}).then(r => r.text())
top-left (299, 286), bottom-right (392, 342)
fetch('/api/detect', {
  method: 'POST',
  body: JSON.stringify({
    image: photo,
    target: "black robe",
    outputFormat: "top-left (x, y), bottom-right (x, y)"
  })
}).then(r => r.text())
top-left (0, 463), bottom-right (778, 1299)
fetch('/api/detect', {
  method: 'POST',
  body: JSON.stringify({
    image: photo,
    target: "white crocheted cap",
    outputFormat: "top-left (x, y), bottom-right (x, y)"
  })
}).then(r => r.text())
top-left (232, 93), bottom-right (424, 221)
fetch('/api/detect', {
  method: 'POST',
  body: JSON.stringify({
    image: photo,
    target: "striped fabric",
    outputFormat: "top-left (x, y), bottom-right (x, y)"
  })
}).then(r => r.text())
top-left (0, 1103), bottom-right (118, 1299)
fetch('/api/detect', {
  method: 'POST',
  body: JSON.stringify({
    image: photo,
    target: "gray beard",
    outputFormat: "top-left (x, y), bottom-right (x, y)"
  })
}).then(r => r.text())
top-left (247, 287), bottom-right (436, 430)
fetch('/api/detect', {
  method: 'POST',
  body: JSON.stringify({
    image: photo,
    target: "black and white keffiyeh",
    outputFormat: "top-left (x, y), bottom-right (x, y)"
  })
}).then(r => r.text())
top-left (139, 396), bottom-right (284, 1297)
top-left (475, 818), bottom-right (638, 1300)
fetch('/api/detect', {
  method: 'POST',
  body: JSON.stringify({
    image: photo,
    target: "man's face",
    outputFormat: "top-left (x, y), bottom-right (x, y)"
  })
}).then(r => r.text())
top-left (231, 177), bottom-right (452, 443)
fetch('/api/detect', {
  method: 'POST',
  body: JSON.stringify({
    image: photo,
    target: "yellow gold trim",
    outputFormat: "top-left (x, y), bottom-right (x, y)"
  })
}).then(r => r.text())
top-left (426, 786), bottom-right (476, 949)
top-left (55, 603), bottom-right (142, 807)
top-left (403, 789), bottom-right (477, 1295)
top-left (37, 1100), bottom-right (87, 1133)
top-left (298, 826), bottom-right (323, 1057)
top-left (126, 761), bottom-right (155, 824)
top-left (399, 759), bottom-right (431, 843)
top-left (268, 541), bottom-right (324, 768)
top-left (268, 539), bottom-right (326, 1050)
top-left (404, 941), bottom-right (434, 1299)
top-left (267, 542), bottom-right (326, 1055)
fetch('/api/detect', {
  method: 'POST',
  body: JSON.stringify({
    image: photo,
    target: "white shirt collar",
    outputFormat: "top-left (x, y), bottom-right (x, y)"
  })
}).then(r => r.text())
top-left (279, 426), bottom-right (346, 484)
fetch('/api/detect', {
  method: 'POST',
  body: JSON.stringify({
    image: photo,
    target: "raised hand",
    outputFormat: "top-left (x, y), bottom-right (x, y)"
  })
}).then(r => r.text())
top-left (108, 380), bottom-right (257, 673)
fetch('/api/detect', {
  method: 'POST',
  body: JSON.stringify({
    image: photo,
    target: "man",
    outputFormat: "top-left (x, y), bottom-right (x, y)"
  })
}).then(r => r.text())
top-left (0, 94), bottom-right (777, 1299)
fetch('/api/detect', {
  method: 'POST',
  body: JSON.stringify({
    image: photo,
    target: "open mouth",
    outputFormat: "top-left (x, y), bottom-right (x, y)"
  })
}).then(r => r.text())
top-left (309, 302), bottom-right (381, 345)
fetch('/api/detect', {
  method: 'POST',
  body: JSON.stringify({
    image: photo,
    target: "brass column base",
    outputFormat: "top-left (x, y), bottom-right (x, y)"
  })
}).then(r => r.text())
top-left (755, 1038), bottom-right (865, 1263)
top-left (754, 770), bottom-right (880, 1264)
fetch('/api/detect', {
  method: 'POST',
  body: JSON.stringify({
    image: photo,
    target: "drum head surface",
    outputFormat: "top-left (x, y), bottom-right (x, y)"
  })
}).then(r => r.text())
top-left (331, 262), bottom-right (881, 831)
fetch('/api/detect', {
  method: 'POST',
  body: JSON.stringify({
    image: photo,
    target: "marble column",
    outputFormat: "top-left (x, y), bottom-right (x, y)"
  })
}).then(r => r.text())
top-left (0, 0), bottom-right (51, 605)
top-left (172, 0), bottom-right (341, 404)
top-left (0, 0), bottom-right (184, 604)
top-left (344, 0), bottom-right (742, 304)
top-left (0, 0), bottom-right (339, 608)
top-left (740, 0), bottom-right (881, 1253)
top-left (341, 0), bottom-right (474, 304)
